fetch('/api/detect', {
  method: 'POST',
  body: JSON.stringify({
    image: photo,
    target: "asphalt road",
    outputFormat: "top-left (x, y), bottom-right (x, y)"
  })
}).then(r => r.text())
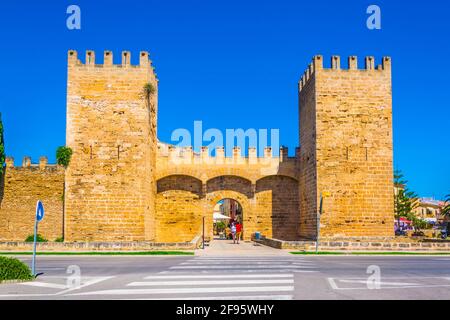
top-left (1, 254), bottom-right (450, 300)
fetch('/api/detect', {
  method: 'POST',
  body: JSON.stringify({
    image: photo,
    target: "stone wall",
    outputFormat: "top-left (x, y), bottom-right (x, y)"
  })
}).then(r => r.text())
top-left (299, 56), bottom-right (394, 239)
top-left (255, 176), bottom-right (299, 240)
top-left (0, 238), bottom-right (200, 252)
top-left (298, 68), bottom-right (318, 239)
top-left (0, 52), bottom-right (397, 245)
top-left (65, 50), bottom-right (158, 242)
top-left (0, 157), bottom-right (64, 241)
top-left (155, 175), bottom-right (203, 242)
top-left (155, 144), bottom-right (301, 242)
top-left (256, 238), bottom-right (450, 252)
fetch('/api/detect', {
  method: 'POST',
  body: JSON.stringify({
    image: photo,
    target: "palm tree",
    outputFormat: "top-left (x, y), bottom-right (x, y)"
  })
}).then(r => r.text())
top-left (143, 82), bottom-right (156, 111)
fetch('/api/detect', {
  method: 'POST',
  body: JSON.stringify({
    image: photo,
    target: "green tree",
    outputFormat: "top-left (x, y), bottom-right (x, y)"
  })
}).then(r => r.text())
top-left (0, 113), bottom-right (5, 175)
top-left (394, 170), bottom-right (419, 231)
top-left (56, 146), bottom-right (73, 168)
top-left (442, 195), bottom-right (450, 235)
top-left (442, 194), bottom-right (450, 218)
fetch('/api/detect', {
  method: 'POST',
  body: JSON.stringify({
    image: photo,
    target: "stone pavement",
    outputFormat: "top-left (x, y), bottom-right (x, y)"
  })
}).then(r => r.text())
top-left (196, 239), bottom-right (290, 257)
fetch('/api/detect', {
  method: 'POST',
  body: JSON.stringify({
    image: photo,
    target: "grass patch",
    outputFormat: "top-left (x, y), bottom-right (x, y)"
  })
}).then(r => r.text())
top-left (0, 256), bottom-right (33, 283)
top-left (0, 251), bottom-right (194, 256)
top-left (291, 251), bottom-right (450, 256)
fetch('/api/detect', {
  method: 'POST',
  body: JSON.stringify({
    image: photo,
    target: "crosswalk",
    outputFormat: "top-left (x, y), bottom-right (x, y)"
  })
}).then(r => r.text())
top-left (69, 256), bottom-right (317, 300)
top-left (168, 256), bottom-right (318, 273)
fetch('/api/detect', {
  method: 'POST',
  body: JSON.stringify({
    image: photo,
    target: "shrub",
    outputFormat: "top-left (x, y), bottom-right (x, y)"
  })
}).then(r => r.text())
top-left (215, 221), bottom-right (226, 232)
top-left (54, 237), bottom-right (64, 243)
top-left (24, 234), bottom-right (48, 243)
top-left (0, 256), bottom-right (33, 282)
top-left (56, 146), bottom-right (73, 168)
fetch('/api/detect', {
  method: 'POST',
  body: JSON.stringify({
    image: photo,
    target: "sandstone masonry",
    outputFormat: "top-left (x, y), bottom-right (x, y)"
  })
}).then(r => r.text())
top-left (0, 51), bottom-right (395, 243)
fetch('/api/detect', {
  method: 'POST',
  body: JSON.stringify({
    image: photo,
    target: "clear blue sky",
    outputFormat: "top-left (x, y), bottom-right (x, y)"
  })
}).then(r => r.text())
top-left (0, 0), bottom-right (448, 199)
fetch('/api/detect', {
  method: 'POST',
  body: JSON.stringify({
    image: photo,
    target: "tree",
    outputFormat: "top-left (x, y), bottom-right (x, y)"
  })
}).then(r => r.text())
top-left (442, 194), bottom-right (450, 218)
top-left (56, 146), bottom-right (73, 168)
top-left (0, 113), bottom-right (5, 176)
top-left (394, 170), bottom-right (419, 232)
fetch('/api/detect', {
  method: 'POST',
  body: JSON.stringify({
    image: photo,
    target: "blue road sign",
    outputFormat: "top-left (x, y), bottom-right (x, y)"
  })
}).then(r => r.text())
top-left (32, 200), bottom-right (45, 276)
top-left (36, 200), bottom-right (44, 222)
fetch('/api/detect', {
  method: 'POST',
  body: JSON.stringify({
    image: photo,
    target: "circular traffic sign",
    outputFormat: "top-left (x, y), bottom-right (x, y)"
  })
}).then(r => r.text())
top-left (36, 200), bottom-right (45, 222)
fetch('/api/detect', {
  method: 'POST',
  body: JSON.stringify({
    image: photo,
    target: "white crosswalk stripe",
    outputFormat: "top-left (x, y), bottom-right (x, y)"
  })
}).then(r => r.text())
top-left (69, 273), bottom-right (295, 299)
top-left (127, 279), bottom-right (294, 286)
top-left (169, 256), bottom-right (318, 273)
top-left (126, 295), bottom-right (293, 300)
top-left (144, 274), bottom-right (293, 279)
top-left (67, 257), bottom-right (316, 299)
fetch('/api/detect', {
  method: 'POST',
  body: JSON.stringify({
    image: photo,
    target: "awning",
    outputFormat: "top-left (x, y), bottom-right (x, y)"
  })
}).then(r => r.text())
top-left (213, 212), bottom-right (230, 220)
top-left (395, 217), bottom-right (412, 224)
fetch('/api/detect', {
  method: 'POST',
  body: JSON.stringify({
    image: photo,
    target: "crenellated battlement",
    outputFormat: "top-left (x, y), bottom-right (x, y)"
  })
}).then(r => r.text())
top-left (5, 156), bottom-right (59, 170)
top-left (299, 55), bottom-right (391, 91)
top-left (67, 50), bottom-right (157, 78)
top-left (157, 145), bottom-right (298, 165)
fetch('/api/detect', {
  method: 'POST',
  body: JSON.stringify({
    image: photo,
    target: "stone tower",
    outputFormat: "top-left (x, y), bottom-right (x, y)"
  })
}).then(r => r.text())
top-left (65, 50), bottom-right (158, 241)
top-left (299, 55), bottom-right (394, 239)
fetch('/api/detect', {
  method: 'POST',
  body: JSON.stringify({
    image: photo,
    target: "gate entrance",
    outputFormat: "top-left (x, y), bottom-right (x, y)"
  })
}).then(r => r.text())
top-left (213, 198), bottom-right (243, 242)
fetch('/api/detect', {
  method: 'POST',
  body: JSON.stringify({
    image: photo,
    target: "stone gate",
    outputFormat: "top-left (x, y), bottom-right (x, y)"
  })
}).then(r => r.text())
top-left (0, 50), bottom-right (395, 243)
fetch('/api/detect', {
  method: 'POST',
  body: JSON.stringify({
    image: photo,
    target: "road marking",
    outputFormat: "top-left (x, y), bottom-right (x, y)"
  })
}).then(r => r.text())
top-left (327, 277), bottom-right (450, 290)
top-left (21, 282), bottom-right (68, 289)
top-left (191, 256), bottom-right (312, 261)
top-left (180, 261), bottom-right (315, 265)
top-left (57, 276), bottom-right (115, 295)
top-left (327, 278), bottom-right (339, 290)
top-left (123, 295), bottom-right (293, 300)
top-left (165, 269), bottom-right (316, 273)
top-left (144, 274), bottom-right (293, 279)
top-left (192, 258), bottom-right (312, 260)
top-left (0, 276), bottom-right (115, 298)
top-left (127, 279), bottom-right (294, 286)
top-left (171, 265), bottom-right (315, 269)
top-left (339, 280), bottom-right (420, 286)
top-left (68, 286), bottom-right (294, 296)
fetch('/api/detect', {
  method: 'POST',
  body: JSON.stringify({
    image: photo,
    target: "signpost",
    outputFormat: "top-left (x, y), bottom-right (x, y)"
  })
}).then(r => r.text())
top-left (202, 216), bottom-right (205, 249)
top-left (32, 200), bottom-right (45, 276)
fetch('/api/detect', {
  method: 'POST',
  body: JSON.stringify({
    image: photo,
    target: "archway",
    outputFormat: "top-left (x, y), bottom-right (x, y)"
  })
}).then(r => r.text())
top-left (155, 175), bottom-right (203, 242)
top-left (205, 176), bottom-right (253, 242)
top-left (213, 198), bottom-right (244, 241)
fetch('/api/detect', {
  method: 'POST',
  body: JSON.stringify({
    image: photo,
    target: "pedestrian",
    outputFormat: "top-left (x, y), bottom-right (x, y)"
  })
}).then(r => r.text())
top-left (230, 221), bottom-right (237, 244)
top-left (236, 222), bottom-right (242, 244)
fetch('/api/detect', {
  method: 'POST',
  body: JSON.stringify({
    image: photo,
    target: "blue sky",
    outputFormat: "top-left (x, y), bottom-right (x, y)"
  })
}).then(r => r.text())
top-left (0, 0), bottom-right (448, 199)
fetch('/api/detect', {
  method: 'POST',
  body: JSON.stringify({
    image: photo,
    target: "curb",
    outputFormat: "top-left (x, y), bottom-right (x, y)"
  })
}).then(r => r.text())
top-left (0, 279), bottom-right (34, 285)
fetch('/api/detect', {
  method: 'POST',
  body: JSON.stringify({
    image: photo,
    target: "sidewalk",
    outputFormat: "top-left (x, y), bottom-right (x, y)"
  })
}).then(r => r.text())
top-left (196, 239), bottom-right (291, 257)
